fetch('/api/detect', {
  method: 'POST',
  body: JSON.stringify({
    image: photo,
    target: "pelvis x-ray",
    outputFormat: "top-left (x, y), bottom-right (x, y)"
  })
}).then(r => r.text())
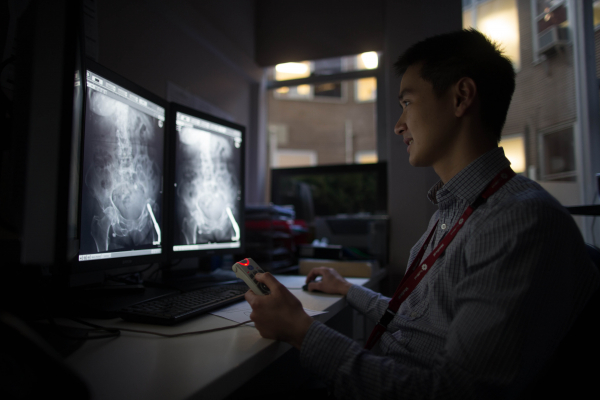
top-left (175, 126), bottom-right (241, 245)
top-left (80, 90), bottom-right (163, 253)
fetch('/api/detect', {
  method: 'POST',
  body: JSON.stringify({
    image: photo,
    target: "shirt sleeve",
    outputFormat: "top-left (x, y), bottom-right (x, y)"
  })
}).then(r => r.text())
top-left (345, 284), bottom-right (390, 323)
top-left (299, 202), bottom-right (600, 400)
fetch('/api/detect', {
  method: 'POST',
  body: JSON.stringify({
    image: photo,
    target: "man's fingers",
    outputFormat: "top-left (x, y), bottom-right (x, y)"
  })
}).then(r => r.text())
top-left (254, 272), bottom-right (281, 291)
top-left (244, 289), bottom-right (257, 304)
top-left (308, 280), bottom-right (322, 292)
top-left (306, 267), bottom-right (326, 284)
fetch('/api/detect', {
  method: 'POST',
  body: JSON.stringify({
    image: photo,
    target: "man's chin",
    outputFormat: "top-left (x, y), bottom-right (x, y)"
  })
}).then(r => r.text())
top-left (408, 155), bottom-right (420, 167)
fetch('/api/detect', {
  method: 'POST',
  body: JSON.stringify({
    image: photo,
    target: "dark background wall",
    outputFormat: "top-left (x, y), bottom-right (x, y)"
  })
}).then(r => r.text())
top-left (94, 0), bottom-right (266, 204)
top-left (381, 0), bottom-right (461, 282)
top-left (95, 0), bottom-right (462, 278)
top-left (1, 0), bottom-right (462, 278)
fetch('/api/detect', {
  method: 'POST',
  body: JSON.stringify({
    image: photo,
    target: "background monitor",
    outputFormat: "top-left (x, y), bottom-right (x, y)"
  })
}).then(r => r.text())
top-left (74, 59), bottom-right (167, 274)
top-left (168, 103), bottom-right (245, 258)
top-left (270, 162), bottom-right (388, 221)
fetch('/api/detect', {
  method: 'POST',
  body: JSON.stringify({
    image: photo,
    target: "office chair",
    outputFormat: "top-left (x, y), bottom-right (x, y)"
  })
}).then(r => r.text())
top-left (519, 243), bottom-right (600, 399)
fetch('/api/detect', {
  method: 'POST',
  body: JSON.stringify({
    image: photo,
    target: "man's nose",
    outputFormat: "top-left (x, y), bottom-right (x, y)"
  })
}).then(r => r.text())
top-left (394, 113), bottom-right (406, 136)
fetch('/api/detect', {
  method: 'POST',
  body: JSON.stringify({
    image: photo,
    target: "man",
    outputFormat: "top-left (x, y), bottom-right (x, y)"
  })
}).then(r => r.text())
top-left (245, 29), bottom-right (600, 399)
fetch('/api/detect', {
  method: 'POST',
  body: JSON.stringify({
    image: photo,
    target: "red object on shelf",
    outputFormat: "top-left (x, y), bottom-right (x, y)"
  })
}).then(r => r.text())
top-left (245, 219), bottom-right (293, 231)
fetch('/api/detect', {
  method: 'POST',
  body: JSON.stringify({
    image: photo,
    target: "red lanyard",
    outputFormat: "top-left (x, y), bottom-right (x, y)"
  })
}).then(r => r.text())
top-left (364, 167), bottom-right (516, 350)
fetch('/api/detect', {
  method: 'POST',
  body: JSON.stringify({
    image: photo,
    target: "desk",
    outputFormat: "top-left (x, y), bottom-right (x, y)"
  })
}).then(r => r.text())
top-left (64, 274), bottom-right (382, 400)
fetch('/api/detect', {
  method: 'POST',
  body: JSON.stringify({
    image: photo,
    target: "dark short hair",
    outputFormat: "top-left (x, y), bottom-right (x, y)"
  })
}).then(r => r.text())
top-left (394, 28), bottom-right (515, 143)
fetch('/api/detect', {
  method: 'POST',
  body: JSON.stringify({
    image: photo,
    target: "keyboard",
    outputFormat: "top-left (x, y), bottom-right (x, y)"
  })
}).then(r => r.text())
top-left (118, 283), bottom-right (248, 325)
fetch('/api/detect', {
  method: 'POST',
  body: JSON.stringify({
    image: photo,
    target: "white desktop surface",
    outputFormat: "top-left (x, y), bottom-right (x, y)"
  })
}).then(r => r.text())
top-left (64, 275), bottom-right (370, 400)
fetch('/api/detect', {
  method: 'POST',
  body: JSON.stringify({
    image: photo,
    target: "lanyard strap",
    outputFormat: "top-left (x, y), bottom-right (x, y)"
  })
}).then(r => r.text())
top-left (364, 167), bottom-right (516, 350)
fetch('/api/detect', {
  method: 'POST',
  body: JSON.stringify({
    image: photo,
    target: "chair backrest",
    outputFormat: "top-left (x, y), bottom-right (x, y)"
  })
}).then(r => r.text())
top-left (519, 243), bottom-right (600, 398)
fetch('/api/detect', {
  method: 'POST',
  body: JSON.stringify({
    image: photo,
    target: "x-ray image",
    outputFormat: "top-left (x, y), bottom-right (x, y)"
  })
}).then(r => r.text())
top-left (79, 89), bottom-right (163, 254)
top-left (174, 125), bottom-right (241, 245)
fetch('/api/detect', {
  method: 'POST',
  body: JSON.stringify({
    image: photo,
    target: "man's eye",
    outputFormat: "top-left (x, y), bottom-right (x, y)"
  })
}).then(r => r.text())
top-left (403, 101), bottom-right (410, 107)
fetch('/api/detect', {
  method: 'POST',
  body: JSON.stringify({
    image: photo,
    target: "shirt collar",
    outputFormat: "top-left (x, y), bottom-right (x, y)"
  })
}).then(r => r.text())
top-left (427, 147), bottom-right (512, 206)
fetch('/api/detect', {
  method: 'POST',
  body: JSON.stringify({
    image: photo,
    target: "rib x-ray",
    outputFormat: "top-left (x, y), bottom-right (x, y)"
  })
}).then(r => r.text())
top-left (174, 125), bottom-right (241, 246)
top-left (80, 89), bottom-right (163, 254)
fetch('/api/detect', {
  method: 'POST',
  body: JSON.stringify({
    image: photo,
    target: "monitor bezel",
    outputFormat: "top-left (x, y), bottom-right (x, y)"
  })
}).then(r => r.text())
top-left (69, 58), bottom-right (169, 274)
top-left (166, 102), bottom-right (246, 260)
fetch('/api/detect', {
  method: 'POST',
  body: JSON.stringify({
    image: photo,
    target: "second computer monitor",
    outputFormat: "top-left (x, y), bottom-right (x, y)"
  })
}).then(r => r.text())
top-left (169, 103), bottom-right (245, 256)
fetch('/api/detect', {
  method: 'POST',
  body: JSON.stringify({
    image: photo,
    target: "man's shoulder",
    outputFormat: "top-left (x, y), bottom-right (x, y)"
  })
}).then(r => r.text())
top-left (491, 174), bottom-right (566, 214)
top-left (471, 174), bottom-right (576, 235)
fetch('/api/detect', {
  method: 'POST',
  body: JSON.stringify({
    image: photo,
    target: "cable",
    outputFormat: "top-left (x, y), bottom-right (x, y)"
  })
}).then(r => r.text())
top-left (47, 317), bottom-right (121, 340)
top-left (66, 317), bottom-right (252, 338)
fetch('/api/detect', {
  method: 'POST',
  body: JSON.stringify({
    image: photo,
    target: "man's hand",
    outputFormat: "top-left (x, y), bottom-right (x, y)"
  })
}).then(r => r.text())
top-left (305, 267), bottom-right (353, 295)
top-left (245, 272), bottom-right (314, 349)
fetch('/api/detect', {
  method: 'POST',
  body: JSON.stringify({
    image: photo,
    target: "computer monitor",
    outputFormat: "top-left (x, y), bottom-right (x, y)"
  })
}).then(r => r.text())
top-left (167, 103), bottom-right (245, 258)
top-left (75, 60), bottom-right (167, 272)
top-left (3, 0), bottom-right (82, 271)
top-left (270, 162), bottom-right (388, 221)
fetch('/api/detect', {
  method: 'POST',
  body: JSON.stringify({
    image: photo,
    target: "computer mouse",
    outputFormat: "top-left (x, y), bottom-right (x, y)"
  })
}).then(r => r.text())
top-left (302, 283), bottom-right (324, 293)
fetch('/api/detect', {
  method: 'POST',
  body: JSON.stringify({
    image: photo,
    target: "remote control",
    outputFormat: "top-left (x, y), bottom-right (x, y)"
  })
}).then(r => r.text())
top-left (232, 258), bottom-right (270, 295)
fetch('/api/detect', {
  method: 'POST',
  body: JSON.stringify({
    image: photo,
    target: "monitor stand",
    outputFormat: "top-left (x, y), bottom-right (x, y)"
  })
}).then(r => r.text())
top-left (146, 257), bottom-right (241, 292)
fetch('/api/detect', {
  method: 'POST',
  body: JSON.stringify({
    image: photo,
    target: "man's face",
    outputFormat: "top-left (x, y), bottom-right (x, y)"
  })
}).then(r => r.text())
top-left (394, 64), bottom-right (457, 168)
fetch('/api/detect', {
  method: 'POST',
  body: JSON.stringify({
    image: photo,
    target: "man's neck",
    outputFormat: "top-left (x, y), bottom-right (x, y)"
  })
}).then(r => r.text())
top-left (433, 140), bottom-right (497, 184)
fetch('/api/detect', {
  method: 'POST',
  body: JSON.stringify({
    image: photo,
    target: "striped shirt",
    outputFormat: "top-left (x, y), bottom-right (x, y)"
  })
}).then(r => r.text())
top-left (300, 147), bottom-right (600, 399)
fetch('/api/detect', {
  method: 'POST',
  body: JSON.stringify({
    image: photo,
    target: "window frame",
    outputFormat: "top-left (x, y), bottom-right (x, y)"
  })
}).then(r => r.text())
top-left (537, 121), bottom-right (577, 181)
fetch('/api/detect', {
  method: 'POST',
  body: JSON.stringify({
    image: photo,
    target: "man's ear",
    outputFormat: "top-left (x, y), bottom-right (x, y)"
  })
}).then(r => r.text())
top-left (453, 77), bottom-right (477, 117)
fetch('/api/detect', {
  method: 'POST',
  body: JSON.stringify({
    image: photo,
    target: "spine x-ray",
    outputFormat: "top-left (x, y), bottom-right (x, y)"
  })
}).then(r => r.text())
top-left (174, 124), bottom-right (241, 246)
top-left (79, 89), bottom-right (163, 254)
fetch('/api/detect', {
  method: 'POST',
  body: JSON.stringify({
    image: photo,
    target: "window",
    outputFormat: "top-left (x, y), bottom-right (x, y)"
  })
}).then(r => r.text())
top-left (539, 125), bottom-right (576, 181)
top-left (499, 134), bottom-right (526, 173)
top-left (531, 0), bottom-right (570, 61)
top-left (463, 0), bottom-right (521, 70)
top-left (355, 78), bottom-right (377, 103)
top-left (594, 0), bottom-right (600, 28)
top-left (355, 150), bottom-right (378, 164)
top-left (273, 149), bottom-right (318, 168)
top-left (271, 52), bottom-right (379, 103)
top-left (267, 52), bottom-right (379, 168)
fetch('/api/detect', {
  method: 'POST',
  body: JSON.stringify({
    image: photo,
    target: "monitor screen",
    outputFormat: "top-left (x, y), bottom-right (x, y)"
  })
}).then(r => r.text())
top-left (78, 63), bottom-right (166, 264)
top-left (169, 104), bottom-right (245, 255)
top-left (270, 162), bottom-right (388, 220)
